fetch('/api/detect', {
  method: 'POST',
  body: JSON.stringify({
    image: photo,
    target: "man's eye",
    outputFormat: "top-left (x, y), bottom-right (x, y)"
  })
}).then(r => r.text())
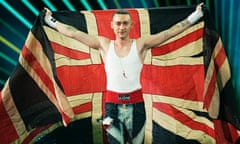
top-left (116, 22), bottom-right (121, 25)
top-left (115, 22), bottom-right (129, 26)
top-left (123, 22), bottom-right (129, 25)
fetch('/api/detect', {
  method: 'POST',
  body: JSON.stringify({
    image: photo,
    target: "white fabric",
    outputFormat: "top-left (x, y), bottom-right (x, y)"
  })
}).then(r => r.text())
top-left (103, 117), bottom-right (114, 125)
top-left (44, 15), bottom-right (57, 28)
top-left (187, 9), bottom-right (203, 24)
top-left (104, 40), bottom-right (142, 93)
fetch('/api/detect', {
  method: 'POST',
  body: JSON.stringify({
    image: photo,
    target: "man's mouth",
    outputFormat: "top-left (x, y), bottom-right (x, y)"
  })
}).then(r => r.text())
top-left (119, 31), bottom-right (126, 34)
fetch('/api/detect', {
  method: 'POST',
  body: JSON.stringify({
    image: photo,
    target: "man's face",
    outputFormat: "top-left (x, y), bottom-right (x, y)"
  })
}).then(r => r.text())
top-left (111, 14), bottom-right (132, 39)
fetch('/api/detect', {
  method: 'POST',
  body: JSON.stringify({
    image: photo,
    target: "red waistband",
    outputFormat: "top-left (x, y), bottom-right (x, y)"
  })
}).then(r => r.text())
top-left (105, 89), bottom-right (144, 104)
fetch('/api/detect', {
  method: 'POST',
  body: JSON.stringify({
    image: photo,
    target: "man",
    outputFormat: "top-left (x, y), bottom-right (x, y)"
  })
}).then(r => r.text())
top-left (44, 3), bottom-right (203, 144)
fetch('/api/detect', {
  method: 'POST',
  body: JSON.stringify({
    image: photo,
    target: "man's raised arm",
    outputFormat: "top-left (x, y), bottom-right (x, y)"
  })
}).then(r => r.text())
top-left (141, 3), bottom-right (204, 50)
top-left (44, 8), bottom-right (101, 49)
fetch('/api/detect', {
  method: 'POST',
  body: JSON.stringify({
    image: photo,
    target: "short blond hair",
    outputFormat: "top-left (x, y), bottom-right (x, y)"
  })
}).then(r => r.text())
top-left (112, 9), bottom-right (132, 20)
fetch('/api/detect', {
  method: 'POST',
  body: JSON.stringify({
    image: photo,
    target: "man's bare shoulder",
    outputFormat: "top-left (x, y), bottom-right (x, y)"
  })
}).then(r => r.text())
top-left (98, 36), bottom-right (111, 50)
top-left (99, 36), bottom-right (110, 43)
top-left (135, 37), bottom-right (147, 50)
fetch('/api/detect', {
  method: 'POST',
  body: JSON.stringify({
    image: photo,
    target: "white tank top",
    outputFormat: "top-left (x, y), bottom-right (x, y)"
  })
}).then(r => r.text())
top-left (104, 40), bottom-right (143, 93)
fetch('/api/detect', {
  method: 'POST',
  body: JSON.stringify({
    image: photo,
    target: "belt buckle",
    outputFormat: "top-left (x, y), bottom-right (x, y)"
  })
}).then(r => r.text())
top-left (118, 94), bottom-right (130, 101)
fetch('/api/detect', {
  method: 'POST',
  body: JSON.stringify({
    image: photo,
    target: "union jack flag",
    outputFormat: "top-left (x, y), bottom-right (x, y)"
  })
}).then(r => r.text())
top-left (0, 6), bottom-right (239, 144)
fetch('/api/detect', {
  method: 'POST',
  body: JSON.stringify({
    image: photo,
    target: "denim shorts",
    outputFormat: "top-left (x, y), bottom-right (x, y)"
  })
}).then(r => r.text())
top-left (104, 102), bottom-right (146, 144)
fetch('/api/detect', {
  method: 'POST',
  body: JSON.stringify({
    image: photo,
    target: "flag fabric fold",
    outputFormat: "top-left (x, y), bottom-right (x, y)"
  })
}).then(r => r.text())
top-left (0, 7), bottom-right (239, 144)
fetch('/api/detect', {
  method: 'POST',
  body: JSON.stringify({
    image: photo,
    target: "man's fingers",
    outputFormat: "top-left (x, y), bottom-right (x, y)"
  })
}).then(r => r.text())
top-left (197, 2), bottom-right (204, 11)
top-left (44, 7), bottom-right (52, 16)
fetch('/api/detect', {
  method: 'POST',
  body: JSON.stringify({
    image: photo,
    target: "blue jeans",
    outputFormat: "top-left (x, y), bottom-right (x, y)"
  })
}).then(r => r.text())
top-left (105, 102), bottom-right (146, 144)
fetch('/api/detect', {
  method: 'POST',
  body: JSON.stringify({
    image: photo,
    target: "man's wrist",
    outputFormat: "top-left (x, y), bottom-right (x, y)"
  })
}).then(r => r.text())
top-left (187, 9), bottom-right (203, 24)
top-left (44, 15), bottom-right (58, 28)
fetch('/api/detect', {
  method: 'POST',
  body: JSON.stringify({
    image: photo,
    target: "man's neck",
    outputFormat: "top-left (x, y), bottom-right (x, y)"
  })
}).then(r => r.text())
top-left (114, 37), bottom-right (133, 57)
top-left (115, 37), bottom-right (131, 47)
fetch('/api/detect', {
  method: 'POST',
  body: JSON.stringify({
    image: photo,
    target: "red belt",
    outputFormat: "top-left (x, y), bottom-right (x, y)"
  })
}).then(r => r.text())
top-left (105, 89), bottom-right (144, 104)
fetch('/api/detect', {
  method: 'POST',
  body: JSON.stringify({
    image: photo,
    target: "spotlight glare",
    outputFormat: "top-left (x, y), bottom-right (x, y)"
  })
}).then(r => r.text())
top-left (0, 52), bottom-right (17, 66)
top-left (0, 67), bottom-right (11, 76)
top-left (97, 0), bottom-right (107, 10)
top-left (21, 0), bottom-right (39, 16)
top-left (140, 0), bottom-right (148, 8)
top-left (113, 0), bottom-right (121, 9)
top-left (153, 0), bottom-right (160, 7)
top-left (42, 0), bottom-right (57, 11)
top-left (0, 0), bottom-right (32, 29)
top-left (0, 79), bottom-right (5, 85)
top-left (62, 0), bottom-right (76, 11)
top-left (80, 0), bottom-right (92, 10)
top-left (0, 35), bottom-right (21, 54)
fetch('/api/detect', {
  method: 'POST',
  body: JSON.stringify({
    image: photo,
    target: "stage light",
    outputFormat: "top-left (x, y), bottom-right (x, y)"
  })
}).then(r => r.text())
top-left (221, 3), bottom-right (226, 44)
top-left (97, 0), bottom-right (107, 10)
top-left (153, 0), bottom-right (160, 7)
top-left (0, 67), bottom-right (11, 77)
top-left (140, 0), bottom-right (148, 8)
top-left (234, 8), bottom-right (240, 61)
top-left (205, 0), bottom-right (210, 9)
top-left (113, 0), bottom-right (121, 8)
top-left (0, 35), bottom-right (21, 54)
top-left (0, 52), bottom-right (17, 66)
top-left (166, 0), bottom-right (170, 6)
top-left (227, 1), bottom-right (234, 56)
top-left (0, 79), bottom-right (5, 85)
top-left (127, 0), bottom-right (134, 8)
top-left (0, 0), bottom-right (32, 29)
top-left (0, 18), bottom-right (25, 41)
top-left (62, 0), bottom-right (76, 11)
top-left (42, 0), bottom-right (57, 11)
top-left (80, 0), bottom-right (92, 10)
top-left (21, 0), bottom-right (39, 16)
top-left (214, 0), bottom-right (219, 30)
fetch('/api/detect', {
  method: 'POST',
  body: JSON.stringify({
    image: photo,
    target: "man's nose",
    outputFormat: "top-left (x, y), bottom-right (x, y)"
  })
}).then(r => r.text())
top-left (119, 23), bottom-right (125, 29)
